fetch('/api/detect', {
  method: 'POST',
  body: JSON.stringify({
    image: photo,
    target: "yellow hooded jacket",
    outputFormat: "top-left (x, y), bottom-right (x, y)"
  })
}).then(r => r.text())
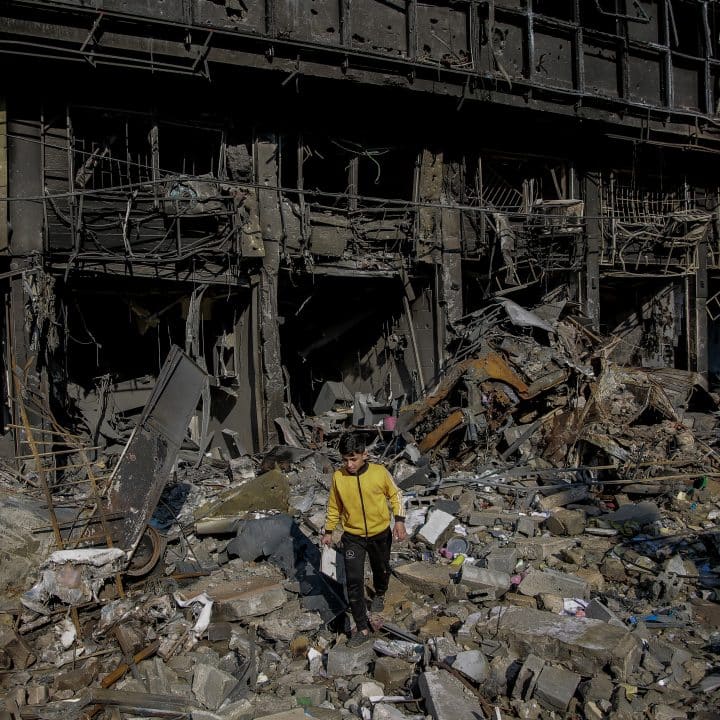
top-left (325, 462), bottom-right (404, 537)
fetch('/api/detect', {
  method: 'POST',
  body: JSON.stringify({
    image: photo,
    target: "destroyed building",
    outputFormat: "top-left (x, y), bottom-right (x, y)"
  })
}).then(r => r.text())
top-left (1, 0), bottom-right (720, 454)
top-left (1, 3), bottom-right (720, 720)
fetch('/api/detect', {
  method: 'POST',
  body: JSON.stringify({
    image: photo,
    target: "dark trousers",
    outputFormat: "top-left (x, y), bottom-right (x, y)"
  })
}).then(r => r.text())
top-left (342, 527), bottom-right (392, 632)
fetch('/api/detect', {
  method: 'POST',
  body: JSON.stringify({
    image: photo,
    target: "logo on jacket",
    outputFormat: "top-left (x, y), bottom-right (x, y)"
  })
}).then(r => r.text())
top-left (345, 549), bottom-right (356, 559)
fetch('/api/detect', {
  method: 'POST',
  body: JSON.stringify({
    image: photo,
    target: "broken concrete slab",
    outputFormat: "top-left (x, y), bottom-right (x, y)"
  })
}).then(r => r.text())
top-left (451, 650), bottom-right (489, 684)
top-left (512, 653), bottom-right (545, 700)
top-left (485, 547), bottom-right (518, 574)
top-left (326, 642), bottom-right (375, 677)
top-left (585, 598), bottom-right (626, 628)
top-left (518, 567), bottom-right (589, 598)
top-left (195, 469), bottom-right (290, 519)
top-left (177, 577), bottom-right (288, 620)
top-left (460, 566), bottom-right (511, 598)
top-left (474, 606), bottom-right (642, 679)
top-left (394, 562), bottom-right (454, 594)
top-left (192, 663), bottom-right (238, 710)
top-left (416, 510), bottom-right (456, 548)
top-left (513, 536), bottom-right (577, 561)
top-left (373, 657), bottom-right (414, 691)
top-left (545, 508), bottom-right (586, 536)
top-left (418, 669), bottom-right (483, 720)
top-left (534, 664), bottom-right (581, 711)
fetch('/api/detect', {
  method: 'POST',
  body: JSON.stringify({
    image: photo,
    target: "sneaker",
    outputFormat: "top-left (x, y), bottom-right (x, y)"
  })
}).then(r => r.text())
top-left (370, 595), bottom-right (385, 613)
top-left (347, 630), bottom-right (372, 648)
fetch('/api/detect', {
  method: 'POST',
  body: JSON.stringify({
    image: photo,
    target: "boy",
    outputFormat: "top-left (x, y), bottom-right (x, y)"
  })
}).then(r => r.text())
top-left (322, 432), bottom-right (407, 646)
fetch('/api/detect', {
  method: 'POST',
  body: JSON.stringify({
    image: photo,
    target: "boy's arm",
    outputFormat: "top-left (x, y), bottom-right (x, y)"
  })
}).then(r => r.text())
top-left (383, 467), bottom-right (405, 522)
top-left (324, 475), bottom-right (341, 533)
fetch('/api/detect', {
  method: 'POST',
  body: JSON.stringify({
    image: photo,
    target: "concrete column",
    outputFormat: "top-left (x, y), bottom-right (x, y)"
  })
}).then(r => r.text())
top-left (255, 135), bottom-right (285, 447)
top-left (692, 229), bottom-right (709, 376)
top-left (582, 172), bottom-right (601, 330)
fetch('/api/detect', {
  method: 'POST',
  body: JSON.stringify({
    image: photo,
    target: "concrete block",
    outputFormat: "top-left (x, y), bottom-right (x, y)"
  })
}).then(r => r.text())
top-left (512, 653), bottom-right (545, 700)
top-left (485, 548), bottom-right (518, 574)
top-left (372, 704), bottom-right (408, 720)
top-left (418, 670), bottom-right (483, 720)
top-left (293, 684), bottom-right (327, 707)
top-left (360, 681), bottom-right (384, 699)
top-left (178, 578), bottom-right (287, 621)
top-left (451, 650), bottom-right (489, 684)
top-left (326, 642), bottom-right (374, 677)
top-left (585, 599), bottom-right (625, 628)
top-left (579, 674), bottom-right (614, 703)
top-left (474, 606), bottom-right (642, 679)
top-left (545, 509), bottom-right (585, 536)
top-left (394, 562), bottom-right (453, 594)
top-left (374, 657), bottom-right (414, 691)
top-left (534, 664), bottom-right (580, 711)
top-left (516, 515), bottom-right (536, 537)
top-left (416, 510), bottom-right (456, 548)
top-left (461, 566), bottom-right (511, 598)
top-left (192, 664), bottom-right (239, 710)
top-left (254, 711), bottom-right (305, 720)
top-left (513, 536), bottom-right (576, 561)
top-left (518, 567), bottom-right (589, 599)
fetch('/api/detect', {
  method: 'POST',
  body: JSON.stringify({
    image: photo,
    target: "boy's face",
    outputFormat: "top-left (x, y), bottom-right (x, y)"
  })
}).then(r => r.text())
top-left (342, 451), bottom-right (368, 474)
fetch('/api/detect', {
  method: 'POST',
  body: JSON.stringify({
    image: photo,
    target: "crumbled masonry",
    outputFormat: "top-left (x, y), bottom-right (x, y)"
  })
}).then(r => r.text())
top-left (0, 298), bottom-right (719, 720)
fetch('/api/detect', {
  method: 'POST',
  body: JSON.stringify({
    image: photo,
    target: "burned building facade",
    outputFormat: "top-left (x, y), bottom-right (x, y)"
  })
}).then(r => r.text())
top-left (1, 0), bottom-right (719, 455)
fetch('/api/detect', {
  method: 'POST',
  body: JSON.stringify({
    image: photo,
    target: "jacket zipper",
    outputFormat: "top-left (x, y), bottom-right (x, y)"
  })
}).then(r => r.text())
top-left (356, 470), bottom-right (369, 538)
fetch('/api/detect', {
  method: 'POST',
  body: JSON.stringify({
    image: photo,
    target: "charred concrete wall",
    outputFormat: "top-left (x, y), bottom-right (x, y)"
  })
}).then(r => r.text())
top-left (0, 1), bottom-right (719, 455)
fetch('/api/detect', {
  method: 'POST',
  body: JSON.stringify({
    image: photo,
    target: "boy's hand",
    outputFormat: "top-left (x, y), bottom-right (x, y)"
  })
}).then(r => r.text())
top-left (321, 532), bottom-right (333, 546)
top-left (392, 521), bottom-right (407, 542)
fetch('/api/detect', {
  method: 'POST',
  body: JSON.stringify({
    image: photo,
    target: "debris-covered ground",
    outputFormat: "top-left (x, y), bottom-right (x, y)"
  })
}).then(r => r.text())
top-left (1, 298), bottom-right (719, 720)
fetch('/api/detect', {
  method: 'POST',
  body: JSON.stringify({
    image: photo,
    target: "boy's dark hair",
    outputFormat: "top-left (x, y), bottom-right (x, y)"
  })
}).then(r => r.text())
top-left (338, 432), bottom-right (366, 456)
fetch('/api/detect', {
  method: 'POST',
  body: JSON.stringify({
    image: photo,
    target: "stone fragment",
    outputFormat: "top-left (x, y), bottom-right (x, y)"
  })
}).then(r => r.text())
top-left (326, 642), bottom-right (374, 677)
top-left (537, 486), bottom-right (588, 511)
top-left (545, 509), bottom-right (585, 536)
top-left (461, 566), bottom-right (511, 598)
top-left (54, 659), bottom-right (97, 691)
top-left (192, 664), bottom-right (238, 710)
top-left (512, 653), bottom-right (545, 700)
top-left (207, 622), bottom-right (233, 643)
top-left (474, 606), bottom-right (641, 679)
top-left (254, 711), bottom-right (305, 720)
top-left (418, 670), bottom-right (483, 720)
top-left (394, 562), bottom-right (453, 594)
top-left (538, 593), bottom-right (564, 614)
top-left (585, 599), bottom-right (625, 628)
top-left (180, 578), bottom-right (287, 621)
top-left (579, 674), bottom-right (614, 702)
top-left (485, 548), bottom-right (518, 574)
top-left (451, 650), bottom-right (489, 684)
top-left (374, 657), bottom-right (414, 691)
top-left (600, 556), bottom-right (627, 582)
top-left (518, 567), bottom-right (588, 599)
top-left (293, 684), bottom-right (327, 707)
top-left (372, 704), bottom-right (408, 720)
top-left (26, 686), bottom-right (49, 705)
top-left (360, 681), bottom-right (384, 699)
top-left (416, 510), bottom-right (456, 548)
top-left (513, 536), bottom-right (576, 561)
top-left (259, 612), bottom-right (323, 642)
top-left (0, 626), bottom-right (35, 670)
top-left (516, 516), bottom-right (536, 537)
top-left (534, 664), bottom-right (580, 711)
top-left (195, 468), bottom-right (289, 517)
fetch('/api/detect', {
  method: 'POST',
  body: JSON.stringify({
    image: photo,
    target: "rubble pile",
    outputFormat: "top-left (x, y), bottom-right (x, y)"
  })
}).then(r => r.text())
top-left (1, 298), bottom-right (720, 720)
